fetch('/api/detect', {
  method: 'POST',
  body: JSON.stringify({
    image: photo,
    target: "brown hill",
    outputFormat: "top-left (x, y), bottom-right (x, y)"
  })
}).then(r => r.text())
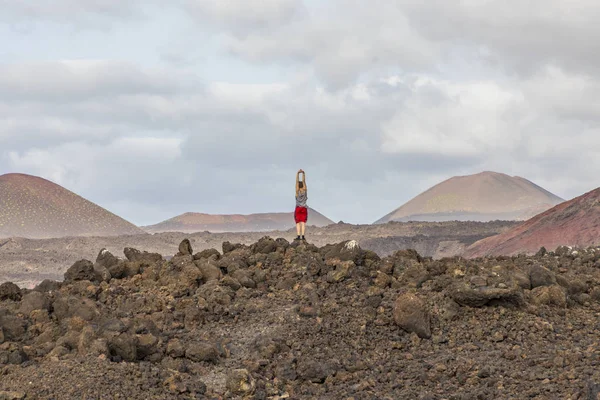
top-left (376, 171), bottom-right (564, 224)
top-left (144, 209), bottom-right (335, 233)
top-left (465, 187), bottom-right (600, 257)
top-left (0, 173), bottom-right (144, 239)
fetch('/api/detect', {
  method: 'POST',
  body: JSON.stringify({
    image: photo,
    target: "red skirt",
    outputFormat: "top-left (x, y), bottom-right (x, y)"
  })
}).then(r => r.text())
top-left (294, 206), bottom-right (308, 223)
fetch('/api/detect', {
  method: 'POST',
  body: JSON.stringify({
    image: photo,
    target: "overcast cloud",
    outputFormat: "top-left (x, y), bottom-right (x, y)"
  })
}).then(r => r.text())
top-left (1, 0), bottom-right (599, 225)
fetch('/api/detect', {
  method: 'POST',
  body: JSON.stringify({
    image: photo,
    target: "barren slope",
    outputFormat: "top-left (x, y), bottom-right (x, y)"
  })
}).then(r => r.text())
top-left (0, 173), bottom-right (144, 239)
top-left (0, 220), bottom-right (517, 287)
top-left (465, 187), bottom-right (600, 257)
top-left (144, 209), bottom-right (334, 233)
top-left (376, 171), bottom-right (564, 223)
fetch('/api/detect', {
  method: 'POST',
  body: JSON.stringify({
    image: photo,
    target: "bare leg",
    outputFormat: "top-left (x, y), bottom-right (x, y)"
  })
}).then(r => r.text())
top-left (296, 223), bottom-right (301, 236)
top-left (300, 222), bottom-right (306, 236)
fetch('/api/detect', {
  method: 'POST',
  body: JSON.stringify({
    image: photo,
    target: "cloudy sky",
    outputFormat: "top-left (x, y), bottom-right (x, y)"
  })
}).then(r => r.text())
top-left (1, 0), bottom-right (599, 225)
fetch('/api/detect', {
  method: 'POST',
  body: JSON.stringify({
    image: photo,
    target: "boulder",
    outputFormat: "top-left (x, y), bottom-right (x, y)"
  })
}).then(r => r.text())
top-left (194, 248), bottom-right (221, 261)
top-left (94, 265), bottom-right (112, 283)
top-left (93, 249), bottom-right (117, 282)
top-left (220, 276), bottom-right (242, 291)
top-left (275, 238), bottom-right (290, 249)
top-left (53, 296), bottom-right (99, 322)
top-left (320, 240), bottom-right (364, 265)
top-left (185, 342), bottom-right (219, 363)
top-left (392, 248), bottom-right (422, 262)
top-left (326, 261), bottom-right (355, 283)
top-left (178, 239), bottom-right (193, 256)
top-left (0, 282), bottom-right (21, 301)
top-left (0, 315), bottom-right (27, 341)
top-left (591, 287), bottom-right (600, 302)
top-left (449, 282), bottom-right (524, 308)
top-left (393, 293), bottom-right (431, 339)
top-left (77, 325), bottom-right (97, 355)
top-left (33, 280), bottom-right (61, 293)
top-left (297, 359), bottom-right (335, 383)
top-left (511, 268), bottom-right (531, 290)
top-left (222, 241), bottom-right (244, 254)
top-left (123, 248), bottom-right (162, 264)
top-left (231, 269), bottom-right (256, 288)
top-left (195, 260), bottom-right (222, 282)
top-left (291, 252), bottom-right (325, 276)
top-left (226, 369), bottom-right (256, 396)
top-left (167, 339), bottom-right (186, 358)
top-left (108, 334), bottom-right (138, 362)
top-left (397, 264), bottom-right (429, 288)
top-left (530, 285), bottom-right (567, 307)
top-left (89, 339), bottom-right (111, 358)
top-left (0, 345), bottom-right (28, 366)
top-left (100, 318), bottom-right (128, 335)
top-left (136, 333), bottom-right (159, 359)
top-left (252, 237), bottom-right (278, 254)
top-left (529, 265), bottom-right (556, 288)
top-left (64, 260), bottom-right (96, 283)
top-left (196, 282), bottom-right (234, 307)
top-left (374, 271), bottom-right (392, 288)
top-left (96, 248), bottom-right (119, 269)
top-left (19, 291), bottom-right (50, 315)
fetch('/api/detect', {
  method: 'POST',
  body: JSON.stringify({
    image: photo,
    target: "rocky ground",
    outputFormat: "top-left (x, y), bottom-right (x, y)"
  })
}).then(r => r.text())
top-left (1, 238), bottom-right (600, 399)
top-left (0, 220), bottom-right (516, 287)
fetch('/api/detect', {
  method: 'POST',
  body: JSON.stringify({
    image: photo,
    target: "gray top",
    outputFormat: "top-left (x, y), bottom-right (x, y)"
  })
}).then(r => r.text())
top-left (296, 191), bottom-right (308, 207)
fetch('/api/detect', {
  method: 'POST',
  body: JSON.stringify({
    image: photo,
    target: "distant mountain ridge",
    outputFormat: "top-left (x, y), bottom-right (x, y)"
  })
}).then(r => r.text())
top-left (465, 186), bottom-right (600, 257)
top-left (144, 209), bottom-right (335, 233)
top-left (0, 173), bottom-right (144, 239)
top-left (376, 171), bottom-right (564, 224)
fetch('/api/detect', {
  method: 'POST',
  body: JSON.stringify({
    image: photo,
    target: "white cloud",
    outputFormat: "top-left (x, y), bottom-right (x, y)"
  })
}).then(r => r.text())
top-left (2, 1), bottom-right (600, 225)
top-left (0, 0), bottom-right (151, 22)
top-left (184, 0), bottom-right (303, 33)
top-left (381, 76), bottom-right (524, 157)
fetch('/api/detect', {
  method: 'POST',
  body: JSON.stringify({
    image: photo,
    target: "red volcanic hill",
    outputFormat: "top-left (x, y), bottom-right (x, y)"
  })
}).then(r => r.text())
top-left (465, 187), bottom-right (600, 257)
top-left (376, 171), bottom-right (563, 223)
top-left (0, 173), bottom-right (144, 239)
top-left (144, 209), bottom-right (335, 233)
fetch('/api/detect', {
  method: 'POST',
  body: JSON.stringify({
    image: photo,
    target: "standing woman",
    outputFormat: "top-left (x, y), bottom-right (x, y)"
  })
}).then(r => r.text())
top-left (295, 169), bottom-right (308, 241)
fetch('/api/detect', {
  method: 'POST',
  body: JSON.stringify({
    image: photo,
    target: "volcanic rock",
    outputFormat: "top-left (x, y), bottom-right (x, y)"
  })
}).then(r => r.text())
top-left (450, 282), bottom-right (524, 307)
top-left (0, 315), bottom-right (27, 341)
top-left (185, 342), bottom-right (219, 363)
top-left (109, 334), bottom-right (138, 362)
top-left (529, 265), bottom-right (556, 288)
top-left (96, 248), bottom-right (119, 269)
top-left (321, 240), bottom-right (364, 264)
top-left (177, 239), bottom-right (193, 256)
top-left (226, 369), bottom-right (256, 396)
top-left (194, 248), bottom-right (221, 261)
top-left (530, 286), bottom-right (567, 307)
top-left (393, 293), bottom-right (431, 339)
top-left (18, 291), bottom-right (50, 315)
top-left (2, 239), bottom-right (600, 399)
top-left (64, 260), bottom-right (96, 283)
top-left (33, 280), bottom-right (62, 293)
top-left (0, 282), bottom-right (21, 301)
top-left (123, 247), bottom-right (163, 264)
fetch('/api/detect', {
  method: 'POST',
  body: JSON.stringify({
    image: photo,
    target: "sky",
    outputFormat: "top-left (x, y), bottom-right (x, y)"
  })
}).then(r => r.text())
top-left (1, 0), bottom-right (600, 226)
